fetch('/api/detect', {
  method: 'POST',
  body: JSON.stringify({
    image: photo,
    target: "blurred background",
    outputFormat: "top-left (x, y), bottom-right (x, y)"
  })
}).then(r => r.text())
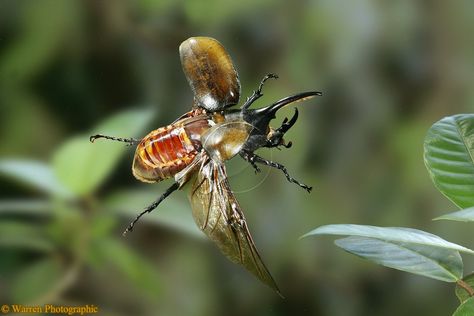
top-left (1, 1), bottom-right (474, 315)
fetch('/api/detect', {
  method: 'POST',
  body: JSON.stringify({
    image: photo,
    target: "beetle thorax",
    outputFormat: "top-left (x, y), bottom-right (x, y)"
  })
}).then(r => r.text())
top-left (201, 117), bottom-right (252, 162)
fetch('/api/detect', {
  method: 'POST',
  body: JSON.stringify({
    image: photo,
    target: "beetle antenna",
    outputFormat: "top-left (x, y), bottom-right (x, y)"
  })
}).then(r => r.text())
top-left (90, 134), bottom-right (141, 146)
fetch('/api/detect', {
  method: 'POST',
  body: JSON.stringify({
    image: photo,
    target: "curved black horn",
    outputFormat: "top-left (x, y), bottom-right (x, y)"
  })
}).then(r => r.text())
top-left (255, 91), bottom-right (322, 118)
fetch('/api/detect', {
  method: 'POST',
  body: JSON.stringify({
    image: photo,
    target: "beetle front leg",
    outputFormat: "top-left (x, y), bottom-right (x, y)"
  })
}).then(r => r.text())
top-left (241, 151), bottom-right (312, 193)
top-left (90, 134), bottom-right (141, 146)
top-left (240, 151), bottom-right (261, 174)
top-left (265, 108), bottom-right (298, 149)
top-left (241, 73), bottom-right (279, 110)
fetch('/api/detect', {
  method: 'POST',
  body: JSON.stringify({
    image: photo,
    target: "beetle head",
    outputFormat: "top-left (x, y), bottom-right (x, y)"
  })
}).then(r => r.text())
top-left (244, 91), bottom-right (321, 135)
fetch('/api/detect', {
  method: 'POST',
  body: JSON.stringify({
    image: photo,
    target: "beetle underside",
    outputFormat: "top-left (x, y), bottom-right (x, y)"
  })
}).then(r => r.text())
top-left (89, 37), bottom-right (321, 295)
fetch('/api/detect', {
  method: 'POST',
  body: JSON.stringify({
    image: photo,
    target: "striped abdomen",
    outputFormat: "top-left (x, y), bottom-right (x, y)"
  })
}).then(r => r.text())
top-left (132, 115), bottom-right (210, 183)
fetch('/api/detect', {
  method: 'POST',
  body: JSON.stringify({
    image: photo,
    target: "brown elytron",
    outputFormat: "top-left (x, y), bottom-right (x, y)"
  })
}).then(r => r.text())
top-left (180, 37), bottom-right (240, 111)
top-left (90, 37), bottom-right (321, 296)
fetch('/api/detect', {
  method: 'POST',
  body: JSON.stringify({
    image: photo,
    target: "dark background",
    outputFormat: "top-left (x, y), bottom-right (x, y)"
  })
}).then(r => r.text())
top-left (1, 1), bottom-right (474, 315)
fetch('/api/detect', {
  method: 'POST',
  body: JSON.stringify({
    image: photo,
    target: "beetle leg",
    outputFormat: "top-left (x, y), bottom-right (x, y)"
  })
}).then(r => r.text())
top-left (123, 182), bottom-right (180, 236)
top-left (240, 151), bottom-right (261, 174)
top-left (282, 141), bottom-right (292, 149)
top-left (277, 107), bottom-right (299, 134)
top-left (241, 152), bottom-right (312, 193)
top-left (90, 134), bottom-right (141, 146)
top-left (265, 108), bottom-right (298, 149)
top-left (241, 73), bottom-right (279, 110)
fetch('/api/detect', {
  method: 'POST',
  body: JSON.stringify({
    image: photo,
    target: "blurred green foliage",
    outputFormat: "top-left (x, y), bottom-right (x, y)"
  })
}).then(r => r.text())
top-left (0, 110), bottom-right (168, 309)
top-left (1, 1), bottom-right (474, 315)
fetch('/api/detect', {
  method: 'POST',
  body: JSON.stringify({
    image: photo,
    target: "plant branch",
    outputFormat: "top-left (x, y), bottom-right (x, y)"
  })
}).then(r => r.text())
top-left (457, 279), bottom-right (474, 297)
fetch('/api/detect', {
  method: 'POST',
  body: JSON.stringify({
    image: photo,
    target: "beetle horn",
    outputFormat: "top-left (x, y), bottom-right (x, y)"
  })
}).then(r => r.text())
top-left (255, 91), bottom-right (322, 119)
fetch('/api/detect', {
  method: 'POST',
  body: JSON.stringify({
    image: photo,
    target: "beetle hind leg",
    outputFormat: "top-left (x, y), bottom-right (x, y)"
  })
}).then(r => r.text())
top-left (122, 182), bottom-right (180, 236)
top-left (241, 151), bottom-right (312, 193)
top-left (90, 134), bottom-right (141, 146)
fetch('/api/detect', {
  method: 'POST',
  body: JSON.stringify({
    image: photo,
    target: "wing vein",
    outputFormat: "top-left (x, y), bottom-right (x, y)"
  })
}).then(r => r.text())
top-left (187, 156), bottom-right (279, 293)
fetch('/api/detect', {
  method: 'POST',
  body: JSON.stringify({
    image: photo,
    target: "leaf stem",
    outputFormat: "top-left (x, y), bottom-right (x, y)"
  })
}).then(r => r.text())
top-left (457, 279), bottom-right (474, 297)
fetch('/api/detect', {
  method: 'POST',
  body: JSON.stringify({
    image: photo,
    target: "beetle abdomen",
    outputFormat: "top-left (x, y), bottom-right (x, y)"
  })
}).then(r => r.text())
top-left (132, 116), bottom-right (209, 183)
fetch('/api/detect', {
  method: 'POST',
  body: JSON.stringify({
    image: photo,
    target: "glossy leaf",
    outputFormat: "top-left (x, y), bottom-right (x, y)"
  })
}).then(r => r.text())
top-left (453, 297), bottom-right (474, 316)
top-left (0, 160), bottom-right (72, 198)
top-left (424, 114), bottom-right (474, 209)
top-left (302, 225), bottom-right (474, 282)
top-left (456, 273), bottom-right (474, 303)
top-left (435, 207), bottom-right (474, 222)
top-left (11, 258), bottom-right (63, 302)
top-left (53, 109), bottom-right (153, 196)
top-left (335, 236), bottom-right (462, 282)
top-left (302, 224), bottom-right (474, 254)
top-left (105, 188), bottom-right (203, 238)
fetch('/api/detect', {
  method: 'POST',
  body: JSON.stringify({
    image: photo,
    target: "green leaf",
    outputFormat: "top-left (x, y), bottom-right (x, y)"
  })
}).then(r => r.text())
top-left (0, 200), bottom-right (52, 216)
top-left (0, 221), bottom-right (55, 253)
top-left (424, 114), bottom-right (474, 209)
top-left (105, 188), bottom-right (203, 238)
top-left (90, 237), bottom-right (162, 296)
top-left (53, 109), bottom-right (154, 196)
top-left (435, 207), bottom-right (474, 222)
top-left (90, 213), bottom-right (118, 239)
top-left (0, 160), bottom-right (72, 198)
top-left (301, 225), bottom-right (474, 282)
top-left (456, 273), bottom-right (474, 303)
top-left (11, 258), bottom-right (63, 302)
top-left (453, 297), bottom-right (474, 316)
top-left (301, 224), bottom-right (474, 254)
top-left (335, 236), bottom-right (462, 282)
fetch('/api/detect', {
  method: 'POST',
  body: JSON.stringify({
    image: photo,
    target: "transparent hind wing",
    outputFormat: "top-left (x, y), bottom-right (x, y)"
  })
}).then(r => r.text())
top-left (188, 157), bottom-right (280, 294)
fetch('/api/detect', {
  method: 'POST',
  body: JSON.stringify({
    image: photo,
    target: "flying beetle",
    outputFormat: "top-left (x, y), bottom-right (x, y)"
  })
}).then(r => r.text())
top-left (90, 37), bottom-right (321, 295)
